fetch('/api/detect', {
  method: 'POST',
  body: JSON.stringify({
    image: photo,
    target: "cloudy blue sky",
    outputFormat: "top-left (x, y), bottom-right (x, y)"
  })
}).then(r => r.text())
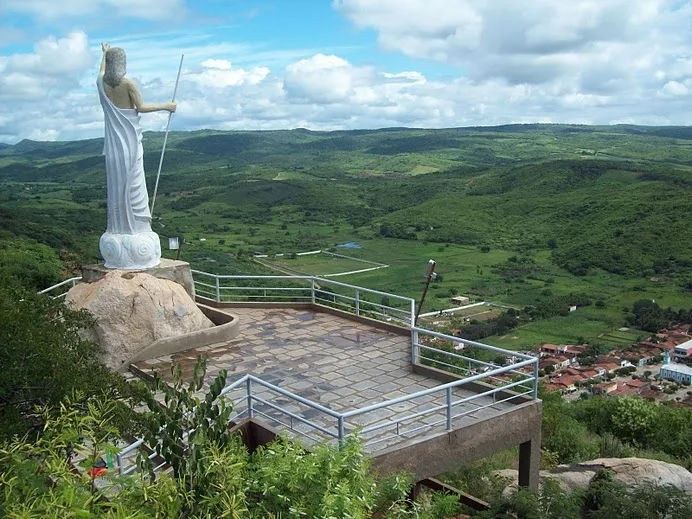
top-left (1, 0), bottom-right (691, 143)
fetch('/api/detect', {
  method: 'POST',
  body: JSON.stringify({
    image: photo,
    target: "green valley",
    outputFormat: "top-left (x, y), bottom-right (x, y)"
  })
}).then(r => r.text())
top-left (2, 123), bottom-right (692, 350)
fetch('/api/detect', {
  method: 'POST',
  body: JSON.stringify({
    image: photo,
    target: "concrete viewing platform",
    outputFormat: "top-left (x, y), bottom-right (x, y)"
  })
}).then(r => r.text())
top-left (40, 270), bottom-right (542, 488)
top-left (131, 304), bottom-right (542, 486)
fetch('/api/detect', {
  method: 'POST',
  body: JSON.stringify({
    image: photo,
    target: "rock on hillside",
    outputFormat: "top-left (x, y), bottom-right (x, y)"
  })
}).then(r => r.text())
top-left (66, 271), bottom-right (214, 370)
top-left (497, 457), bottom-right (692, 495)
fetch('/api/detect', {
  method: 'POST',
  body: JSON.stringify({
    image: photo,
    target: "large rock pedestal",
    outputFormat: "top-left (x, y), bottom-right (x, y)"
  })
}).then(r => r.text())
top-left (66, 269), bottom-right (214, 371)
top-left (82, 259), bottom-right (195, 299)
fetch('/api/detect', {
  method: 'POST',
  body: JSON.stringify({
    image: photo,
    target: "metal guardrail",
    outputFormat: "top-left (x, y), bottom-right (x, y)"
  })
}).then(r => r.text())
top-left (37, 276), bottom-right (82, 299)
top-left (190, 270), bottom-right (416, 326)
top-left (115, 358), bottom-right (537, 475)
top-left (40, 272), bottom-right (539, 477)
top-left (411, 327), bottom-right (539, 400)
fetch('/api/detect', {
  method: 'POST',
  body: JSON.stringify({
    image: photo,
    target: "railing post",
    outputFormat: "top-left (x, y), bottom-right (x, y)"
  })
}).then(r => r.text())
top-left (411, 328), bottom-right (419, 364)
top-left (247, 378), bottom-right (254, 418)
top-left (117, 453), bottom-right (123, 476)
top-left (215, 276), bottom-right (220, 303)
top-left (355, 288), bottom-right (360, 316)
top-left (532, 358), bottom-right (539, 400)
top-left (410, 298), bottom-right (416, 326)
top-left (338, 415), bottom-right (345, 446)
top-left (310, 278), bottom-right (316, 304)
top-left (446, 387), bottom-right (453, 431)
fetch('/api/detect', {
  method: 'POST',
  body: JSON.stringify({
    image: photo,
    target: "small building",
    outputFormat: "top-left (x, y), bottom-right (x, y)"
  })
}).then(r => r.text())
top-left (451, 296), bottom-right (470, 306)
top-left (579, 369), bottom-right (599, 379)
top-left (564, 344), bottom-right (586, 356)
top-left (550, 375), bottom-right (580, 393)
top-left (673, 339), bottom-right (692, 362)
top-left (621, 349), bottom-right (659, 368)
top-left (593, 362), bottom-right (620, 376)
top-left (659, 363), bottom-right (692, 385)
top-left (554, 355), bottom-right (572, 368)
top-left (625, 379), bottom-right (649, 392)
top-left (594, 381), bottom-right (618, 395)
top-left (607, 379), bottom-right (650, 398)
top-left (540, 357), bottom-right (560, 370)
top-left (540, 343), bottom-right (560, 355)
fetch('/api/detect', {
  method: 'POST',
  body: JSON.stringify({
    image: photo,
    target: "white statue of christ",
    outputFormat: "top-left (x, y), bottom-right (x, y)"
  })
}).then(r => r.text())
top-left (97, 42), bottom-right (176, 269)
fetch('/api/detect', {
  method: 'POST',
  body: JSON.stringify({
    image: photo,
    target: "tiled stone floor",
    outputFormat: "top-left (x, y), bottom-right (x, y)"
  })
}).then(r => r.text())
top-left (132, 307), bottom-right (514, 452)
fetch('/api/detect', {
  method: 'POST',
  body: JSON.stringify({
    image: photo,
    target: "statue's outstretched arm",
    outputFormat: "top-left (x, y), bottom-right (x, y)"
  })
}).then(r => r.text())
top-left (127, 79), bottom-right (177, 113)
top-left (99, 42), bottom-right (109, 76)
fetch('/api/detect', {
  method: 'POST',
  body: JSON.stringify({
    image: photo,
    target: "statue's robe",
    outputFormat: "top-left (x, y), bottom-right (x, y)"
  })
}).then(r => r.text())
top-left (97, 75), bottom-right (152, 235)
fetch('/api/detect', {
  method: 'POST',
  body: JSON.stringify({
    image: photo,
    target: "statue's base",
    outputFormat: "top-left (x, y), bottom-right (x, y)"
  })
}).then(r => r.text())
top-left (99, 231), bottom-right (161, 270)
top-left (82, 259), bottom-right (195, 299)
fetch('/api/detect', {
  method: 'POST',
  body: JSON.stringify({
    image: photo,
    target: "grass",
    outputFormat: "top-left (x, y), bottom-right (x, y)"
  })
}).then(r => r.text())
top-left (260, 252), bottom-right (385, 277)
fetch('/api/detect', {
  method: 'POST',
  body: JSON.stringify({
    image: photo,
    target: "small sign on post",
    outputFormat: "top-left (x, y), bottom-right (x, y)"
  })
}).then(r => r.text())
top-left (168, 236), bottom-right (179, 250)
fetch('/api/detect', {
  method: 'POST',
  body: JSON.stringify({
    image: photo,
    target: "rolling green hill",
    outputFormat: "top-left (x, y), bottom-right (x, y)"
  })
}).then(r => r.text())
top-left (2, 124), bottom-right (691, 348)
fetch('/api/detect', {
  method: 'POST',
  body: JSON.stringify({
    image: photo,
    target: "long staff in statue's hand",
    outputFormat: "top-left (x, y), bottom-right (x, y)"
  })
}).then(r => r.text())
top-left (150, 54), bottom-right (184, 217)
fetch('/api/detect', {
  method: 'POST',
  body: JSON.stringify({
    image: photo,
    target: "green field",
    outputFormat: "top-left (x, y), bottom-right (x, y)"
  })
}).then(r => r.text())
top-left (259, 251), bottom-right (386, 277)
top-left (3, 124), bottom-right (692, 351)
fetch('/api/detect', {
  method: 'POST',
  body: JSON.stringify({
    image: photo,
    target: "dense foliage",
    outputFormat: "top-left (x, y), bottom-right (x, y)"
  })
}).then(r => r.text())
top-left (0, 365), bottom-right (461, 519)
top-left (541, 389), bottom-right (692, 470)
top-left (625, 299), bottom-right (692, 333)
top-left (0, 237), bottom-right (64, 290)
top-left (0, 284), bottom-right (142, 441)
top-left (476, 471), bottom-right (692, 519)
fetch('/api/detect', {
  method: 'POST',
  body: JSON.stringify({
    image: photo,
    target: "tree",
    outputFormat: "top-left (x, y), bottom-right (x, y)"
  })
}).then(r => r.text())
top-left (610, 397), bottom-right (656, 445)
top-left (0, 285), bottom-right (140, 440)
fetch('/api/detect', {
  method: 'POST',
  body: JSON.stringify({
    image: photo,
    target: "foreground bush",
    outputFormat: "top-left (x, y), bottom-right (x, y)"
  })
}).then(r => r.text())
top-left (0, 363), bottom-right (461, 519)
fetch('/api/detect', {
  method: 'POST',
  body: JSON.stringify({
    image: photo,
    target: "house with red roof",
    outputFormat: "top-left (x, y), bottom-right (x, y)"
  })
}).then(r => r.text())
top-left (594, 381), bottom-right (618, 395)
top-left (549, 375), bottom-right (580, 393)
top-left (593, 361), bottom-right (620, 376)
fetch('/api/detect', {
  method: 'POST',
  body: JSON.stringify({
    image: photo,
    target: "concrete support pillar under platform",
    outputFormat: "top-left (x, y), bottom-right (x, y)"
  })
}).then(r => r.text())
top-left (518, 430), bottom-right (542, 490)
top-left (371, 400), bottom-right (543, 491)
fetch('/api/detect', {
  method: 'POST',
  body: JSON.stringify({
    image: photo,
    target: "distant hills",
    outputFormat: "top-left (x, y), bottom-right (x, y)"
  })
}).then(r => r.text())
top-left (1, 124), bottom-right (692, 280)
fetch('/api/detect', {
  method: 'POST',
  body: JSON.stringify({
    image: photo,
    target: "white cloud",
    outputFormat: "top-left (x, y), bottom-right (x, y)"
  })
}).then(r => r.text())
top-left (190, 59), bottom-right (270, 88)
top-left (201, 59), bottom-right (232, 70)
top-left (3, 1), bottom-right (692, 143)
top-left (284, 54), bottom-right (362, 103)
top-left (0, 31), bottom-right (92, 101)
top-left (660, 80), bottom-right (689, 97)
top-left (333, 0), bottom-right (691, 100)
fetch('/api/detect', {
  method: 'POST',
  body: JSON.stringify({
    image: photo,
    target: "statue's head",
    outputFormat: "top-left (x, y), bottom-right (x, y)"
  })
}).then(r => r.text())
top-left (104, 47), bottom-right (126, 87)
